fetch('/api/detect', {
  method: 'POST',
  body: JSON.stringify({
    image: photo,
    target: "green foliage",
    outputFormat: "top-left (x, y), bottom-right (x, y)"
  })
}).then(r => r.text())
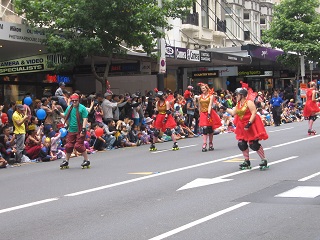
top-left (262, 0), bottom-right (320, 61)
top-left (15, 0), bottom-right (194, 69)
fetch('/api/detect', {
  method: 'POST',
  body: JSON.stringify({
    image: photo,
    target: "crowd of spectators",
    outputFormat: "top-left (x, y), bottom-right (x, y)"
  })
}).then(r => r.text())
top-left (0, 83), bottom-right (305, 168)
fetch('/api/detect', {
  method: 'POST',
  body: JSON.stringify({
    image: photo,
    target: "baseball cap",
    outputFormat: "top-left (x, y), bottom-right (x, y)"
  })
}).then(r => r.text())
top-left (104, 92), bottom-right (113, 97)
top-left (59, 82), bottom-right (66, 87)
top-left (16, 104), bottom-right (25, 110)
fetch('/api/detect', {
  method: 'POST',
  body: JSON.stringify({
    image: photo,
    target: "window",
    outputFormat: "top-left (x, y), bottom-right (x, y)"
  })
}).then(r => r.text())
top-left (244, 12), bottom-right (250, 20)
top-left (244, 31), bottom-right (250, 40)
top-left (260, 17), bottom-right (266, 24)
top-left (225, 7), bottom-right (232, 14)
top-left (201, 0), bottom-right (209, 28)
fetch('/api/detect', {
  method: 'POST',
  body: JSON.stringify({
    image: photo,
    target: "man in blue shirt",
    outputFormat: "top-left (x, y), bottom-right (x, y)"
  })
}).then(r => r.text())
top-left (269, 91), bottom-right (283, 126)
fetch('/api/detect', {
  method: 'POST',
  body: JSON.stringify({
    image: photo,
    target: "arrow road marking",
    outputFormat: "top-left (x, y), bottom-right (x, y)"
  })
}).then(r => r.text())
top-left (177, 156), bottom-right (298, 191)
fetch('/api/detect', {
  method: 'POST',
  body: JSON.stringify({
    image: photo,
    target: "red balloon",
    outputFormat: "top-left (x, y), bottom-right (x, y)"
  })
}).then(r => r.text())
top-left (1, 113), bottom-right (8, 124)
top-left (95, 127), bottom-right (104, 137)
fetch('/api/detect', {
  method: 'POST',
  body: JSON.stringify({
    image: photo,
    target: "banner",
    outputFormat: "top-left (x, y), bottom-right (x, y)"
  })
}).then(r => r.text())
top-left (0, 20), bottom-right (46, 44)
top-left (0, 54), bottom-right (62, 75)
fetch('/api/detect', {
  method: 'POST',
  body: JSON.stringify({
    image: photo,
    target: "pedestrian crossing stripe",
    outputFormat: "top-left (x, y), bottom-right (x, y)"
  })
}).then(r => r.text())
top-left (275, 186), bottom-right (320, 198)
top-left (224, 158), bottom-right (256, 162)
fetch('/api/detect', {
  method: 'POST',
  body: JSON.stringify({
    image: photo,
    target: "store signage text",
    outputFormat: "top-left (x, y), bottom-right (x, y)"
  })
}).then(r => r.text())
top-left (187, 49), bottom-right (200, 62)
top-left (0, 20), bottom-right (46, 44)
top-left (0, 54), bottom-right (57, 75)
top-left (192, 71), bottom-right (219, 78)
top-left (238, 70), bottom-right (262, 76)
top-left (0, 64), bottom-right (44, 74)
top-left (46, 74), bottom-right (71, 84)
top-left (200, 52), bottom-right (211, 62)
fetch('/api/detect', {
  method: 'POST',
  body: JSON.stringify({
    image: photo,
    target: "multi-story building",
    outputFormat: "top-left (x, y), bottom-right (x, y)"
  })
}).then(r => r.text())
top-left (1, 0), bottom-right (295, 101)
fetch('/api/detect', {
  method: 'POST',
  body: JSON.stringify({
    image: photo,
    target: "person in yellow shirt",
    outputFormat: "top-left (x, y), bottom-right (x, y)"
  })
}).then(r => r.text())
top-left (12, 104), bottom-right (28, 163)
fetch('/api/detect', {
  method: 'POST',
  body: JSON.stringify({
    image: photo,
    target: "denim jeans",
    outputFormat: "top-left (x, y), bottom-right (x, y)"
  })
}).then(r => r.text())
top-left (103, 135), bottom-right (116, 149)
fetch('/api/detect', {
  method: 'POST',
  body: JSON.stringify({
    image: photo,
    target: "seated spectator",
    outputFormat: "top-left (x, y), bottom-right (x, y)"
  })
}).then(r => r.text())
top-left (102, 119), bottom-right (117, 150)
top-left (119, 125), bottom-right (139, 147)
top-left (0, 153), bottom-right (7, 168)
top-left (25, 125), bottom-right (43, 160)
top-left (50, 132), bottom-right (66, 160)
top-left (139, 125), bottom-right (151, 144)
top-left (92, 123), bottom-right (107, 151)
top-left (0, 125), bottom-right (16, 163)
top-left (39, 137), bottom-right (57, 162)
top-left (128, 124), bottom-right (141, 146)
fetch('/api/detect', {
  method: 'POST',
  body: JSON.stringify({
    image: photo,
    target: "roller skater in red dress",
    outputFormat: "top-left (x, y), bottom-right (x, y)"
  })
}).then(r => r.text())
top-left (223, 87), bottom-right (269, 170)
top-left (197, 83), bottom-right (222, 152)
top-left (151, 91), bottom-right (178, 151)
top-left (303, 81), bottom-right (320, 135)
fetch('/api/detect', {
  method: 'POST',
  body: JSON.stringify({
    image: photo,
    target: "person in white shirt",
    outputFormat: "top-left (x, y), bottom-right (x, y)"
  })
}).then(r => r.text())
top-left (100, 92), bottom-right (124, 122)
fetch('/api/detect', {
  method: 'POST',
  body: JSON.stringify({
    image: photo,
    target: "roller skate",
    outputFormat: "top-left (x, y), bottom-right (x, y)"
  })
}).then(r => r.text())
top-left (239, 160), bottom-right (251, 170)
top-left (81, 160), bottom-right (90, 169)
top-left (208, 143), bottom-right (214, 151)
top-left (149, 143), bottom-right (157, 151)
top-left (60, 160), bottom-right (69, 169)
top-left (259, 159), bottom-right (269, 170)
top-left (172, 142), bottom-right (179, 151)
top-left (202, 144), bottom-right (207, 152)
top-left (308, 129), bottom-right (316, 135)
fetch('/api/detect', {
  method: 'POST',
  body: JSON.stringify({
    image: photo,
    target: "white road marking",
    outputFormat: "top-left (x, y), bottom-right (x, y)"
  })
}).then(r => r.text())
top-left (148, 202), bottom-right (250, 240)
top-left (268, 127), bottom-right (294, 133)
top-left (65, 153), bottom-right (245, 197)
top-left (151, 144), bottom-right (197, 153)
top-left (275, 186), bottom-right (320, 198)
top-left (0, 198), bottom-right (59, 214)
top-left (298, 171), bottom-right (320, 181)
top-left (178, 156), bottom-right (298, 191)
top-left (1, 134), bottom-right (319, 213)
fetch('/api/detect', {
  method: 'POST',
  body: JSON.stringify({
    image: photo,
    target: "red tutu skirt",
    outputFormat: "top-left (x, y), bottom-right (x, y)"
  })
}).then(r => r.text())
top-left (233, 115), bottom-right (268, 142)
top-left (303, 100), bottom-right (320, 117)
top-left (199, 109), bottom-right (222, 129)
top-left (154, 114), bottom-right (177, 132)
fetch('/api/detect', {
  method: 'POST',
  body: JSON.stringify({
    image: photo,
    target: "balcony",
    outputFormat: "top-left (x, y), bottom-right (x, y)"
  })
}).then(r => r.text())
top-left (181, 13), bottom-right (200, 32)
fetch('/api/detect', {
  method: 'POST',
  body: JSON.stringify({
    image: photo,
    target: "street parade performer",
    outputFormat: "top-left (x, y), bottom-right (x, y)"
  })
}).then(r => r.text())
top-left (198, 83), bottom-right (222, 152)
top-left (303, 81), bottom-right (320, 135)
top-left (222, 82), bottom-right (269, 170)
top-left (150, 91), bottom-right (179, 151)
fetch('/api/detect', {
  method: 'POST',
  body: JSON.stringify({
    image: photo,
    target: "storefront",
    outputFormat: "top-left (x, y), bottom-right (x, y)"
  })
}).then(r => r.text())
top-left (0, 54), bottom-right (72, 105)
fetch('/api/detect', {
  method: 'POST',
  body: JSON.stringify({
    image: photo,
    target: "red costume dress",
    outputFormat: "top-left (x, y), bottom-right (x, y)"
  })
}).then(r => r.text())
top-left (25, 136), bottom-right (42, 160)
top-left (303, 88), bottom-right (320, 117)
top-left (198, 94), bottom-right (222, 129)
top-left (233, 100), bottom-right (268, 141)
top-left (154, 101), bottom-right (176, 132)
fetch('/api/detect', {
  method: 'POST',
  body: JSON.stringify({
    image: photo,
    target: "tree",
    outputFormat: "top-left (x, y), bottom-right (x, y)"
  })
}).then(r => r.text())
top-left (262, 0), bottom-right (320, 72)
top-left (15, 0), bottom-right (194, 92)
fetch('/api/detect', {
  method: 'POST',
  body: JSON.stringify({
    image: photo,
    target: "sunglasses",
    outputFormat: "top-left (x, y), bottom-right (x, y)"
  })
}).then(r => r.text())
top-left (71, 100), bottom-right (79, 102)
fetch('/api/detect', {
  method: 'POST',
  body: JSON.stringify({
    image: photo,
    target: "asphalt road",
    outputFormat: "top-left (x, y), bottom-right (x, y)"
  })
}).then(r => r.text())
top-left (1, 121), bottom-right (320, 240)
